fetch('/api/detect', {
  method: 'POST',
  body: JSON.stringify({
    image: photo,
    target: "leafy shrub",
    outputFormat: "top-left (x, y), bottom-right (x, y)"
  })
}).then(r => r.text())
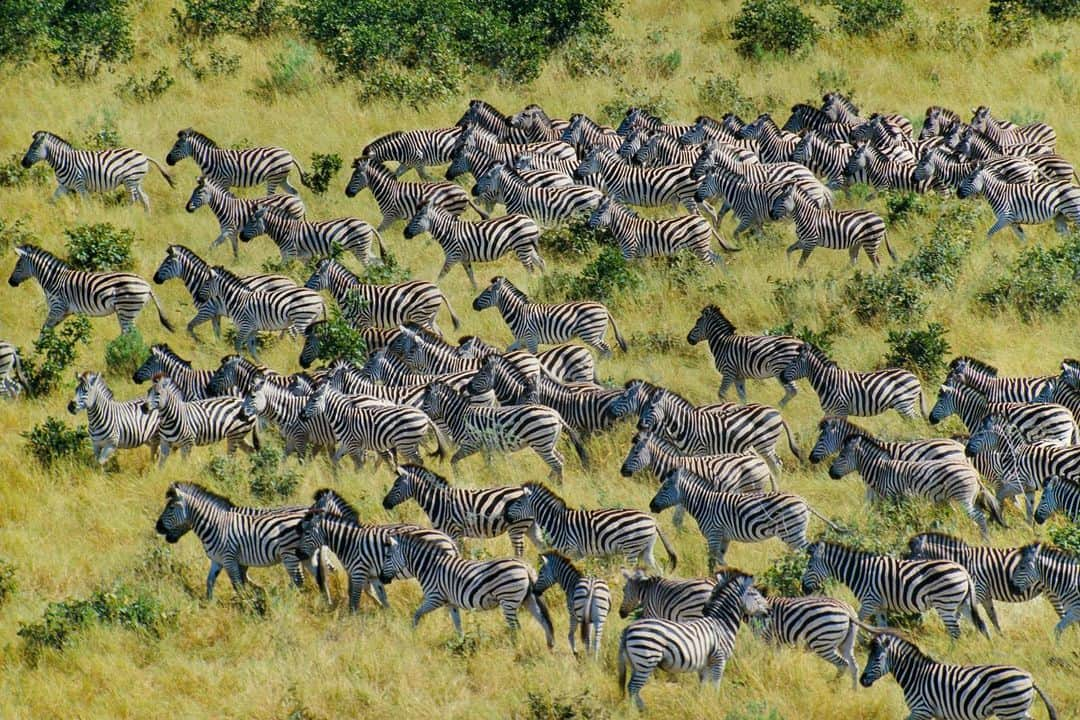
top-left (832, 0), bottom-right (906, 36)
top-left (0, 558), bottom-right (16, 607)
top-left (884, 323), bottom-right (949, 379)
top-left (253, 41), bottom-right (317, 101)
top-left (64, 223), bottom-right (134, 271)
top-left (356, 60), bottom-right (463, 109)
top-left (844, 270), bottom-right (925, 325)
top-left (598, 87), bottom-right (674, 126)
top-left (20, 315), bottom-right (92, 397)
top-left (884, 192), bottom-right (928, 227)
top-left (306, 153), bottom-right (342, 196)
top-left (1013, 0), bottom-right (1080, 19)
top-left (560, 33), bottom-right (626, 78)
top-left (359, 250), bottom-right (412, 285)
top-left (899, 207), bottom-right (976, 290)
top-left (0, 154), bottom-right (51, 189)
top-left (987, 0), bottom-right (1032, 46)
top-left (48, 0), bottom-right (134, 80)
top-left (1049, 523), bottom-right (1080, 555)
top-left (977, 235), bottom-right (1080, 320)
top-left (765, 320), bottom-right (840, 355)
top-left (0, 216), bottom-right (38, 251)
top-left (647, 49), bottom-right (681, 78)
top-left (0, 0), bottom-right (54, 66)
top-left (696, 75), bottom-right (756, 119)
top-left (760, 551), bottom-right (808, 597)
top-left (814, 68), bottom-right (855, 99)
top-left (540, 219), bottom-right (612, 257)
top-left (248, 446), bottom-right (300, 501)
top-left (524, 689), bottom-right (609, 720)
top-left (22, 417), bottom-right (92, 468)
top-left (309, 308), bottom-right (368, 364)
top-left (178, 44), bottom-right (241, 80)
top-left (170, 0), bottom-right (283, 39)
top-left (81, 110), bottom-right (123, 150)
top-left (205, 454), bottom-right (244, 494)
top-left (115, 67), bottom-right (175, 103)
top-left (724, 702), bottom-right (785, 720)
top-left (1033, 50), bottom-right (1066, 71)
top-left (104, 330), bottom-right (148, 378)
top-left (929, 12), bottom-right (980, 53)
top-left (731, 0), bottom-right (819, 59)
top-left (537, 246), bottom-right (642, 303)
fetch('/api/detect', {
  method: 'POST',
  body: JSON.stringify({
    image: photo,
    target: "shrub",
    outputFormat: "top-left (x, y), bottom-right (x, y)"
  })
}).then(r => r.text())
top-left (82, 110), bottom-right (123, 150)
top-left (115, 66), bottom-right (175, 103)
top-left (899, 207), bottom-right (976, 290)
top-left (48, 0), bottom-right (134, 80)
top-left (248, 446), bottom-right (300, 501)
top-left (0, 216), bottom-right (38, 251)
top-left (1049, 523), bottom-right (1080, 555)
top-left (308, 308), bottom-right (368, 365)
top-left (760, 551), bottom-right (808, 597)
top-left (765, 319), bottom-right (840, 355)
top-left (178, 45), bottom-right (241, 80)
top-left (540, 219), bottom-right (612, 258)
top-left (22, 417), bottom-right (92, 468)
top-left (987, 0), bottom-right (1032, 47)
top-left (306, 153), bottom-right (342, 196)
top-left (884, 323), bottom-right (949, 379)
top-left (696, 75), bottom-right (756, 119)
top-left (832, 0), bottom-right (906, 36)
top-left (647, 49), bottom-right (681, 78)
top-left (0, 558), bottom-right (16, 607)
top-left (813, 68), bottom-right (855, 99)
top-left (357, 63), bottom-right (463, 109)
top-left (1033, 50), bottom-right (1066, 71)
top-left (359, 250), bottom-right (412, 285)
top-left (205, 454), bottom-right (244, 494)
top-left (1014, 0), bottom-right (1080, 19)
top-left (0, 0), bottom-right (54, 66)
top-left (598, 87), bottom-right (674, 126)
top-left (253, 41), bottom-right (317, 101)
top-left (724, 703), bottom-right (785, 720)
top-left (523, 689), bottom-right (609, 720)
top-left (844, 270), bottom-right (925, 325)
top-left (537, 245), bottom-right (642, 303)
top-left (977, 236), bottom-right (1080, 321)
top-left (0, 154), bottom-right (51, 189)
top-left (104, 330), bottom-right (148, 378)
top-left (170, 0), bottom-right (283, 39)
top-left (731, 0), bottom-right (819, 59)
top-left (560, 33), bottom-right (626, 78)
top-left (20, 315), bottom-right (92, 397)
top-left (884, 192), bottom-right (928, 227)
top-left (64, 223), bottom-right (134, 271)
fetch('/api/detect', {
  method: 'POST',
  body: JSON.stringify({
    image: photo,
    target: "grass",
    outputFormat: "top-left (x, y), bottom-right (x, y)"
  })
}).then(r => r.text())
top-left (0, 1), bottom-right (1078, 717)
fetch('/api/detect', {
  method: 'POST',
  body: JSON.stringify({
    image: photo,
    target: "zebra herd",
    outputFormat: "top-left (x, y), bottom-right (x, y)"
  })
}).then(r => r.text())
top-left (6, 94), bottom-right (1078, 718)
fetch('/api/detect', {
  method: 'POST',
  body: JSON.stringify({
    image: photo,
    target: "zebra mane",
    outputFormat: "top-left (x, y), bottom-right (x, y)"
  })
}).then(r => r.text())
top-left (804, 344), bottom-right (836, 368)
top-left (80, 371), bottom-right (114, 399)
top-left (845, 433), bottom-right (887, 453)
top-left (35, 130), bottom-right (74, 147)
top-left (151, 343), bottom-right (193, 368)
top-left (1062, 358), bottom-right (1080, 372)
top-left (362, 131), bottom-right (404, 156)
top-left (948, 356), bottom-right (998, 377)
top-left (17, 244), bottom-right (67, 267)
top-left (402, 463), bottom-right (450, 488)
top-left (870, 630), bottom-right (931, 661)
top-left (824, 92), bottom-right (860, 114)
top-left (701, 305), bottom-right (736, 334)
top-left (702, 567), bottom-right (753, 615)
top-left (607, 200), bottom-right (638, 219)
top-left (325, 258), bottom-right (361, 285)
top-left (312, 488), bottom-right (361, 524)
top-left (539, 549), bottom-right (576, 568)
top-left (819, 415), bottom-right (867, 436)
top-left (523, 482), bottom-right (566, 509)
top-left (821, 539), bottom-right (878, 561)
top-left (492, 276), bottom-right (529, 304)
top-left (462, 99), bottom-right (510, 126)
top-left (1041, 542), bottom-right (1079, 563)
top-left (181, 128), bottom-right (217, 147)
top-left (210, 265), bottom-right (246, 288)
top-left (171, 482), bottom-right (234, 510)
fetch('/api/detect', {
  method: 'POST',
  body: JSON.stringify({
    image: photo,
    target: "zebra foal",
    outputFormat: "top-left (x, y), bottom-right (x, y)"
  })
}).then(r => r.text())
top-left (535, 551), bottom-right (611, 658)
top-left (68, 371), bottom-right (159, 465)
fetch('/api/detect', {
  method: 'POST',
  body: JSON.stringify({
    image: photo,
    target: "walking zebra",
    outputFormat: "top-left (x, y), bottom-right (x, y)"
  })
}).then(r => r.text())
top-left (346, 157), bottom-right (484, 230)
top-left (843, 142), bottom-right (938, 195)
top-left (68, 371), bottom-right (159, 465)
top-left (447, 123), bottom-right (576, 181)
top-left (505, 482), bottom-right (677, 570)
top-left (454, 334), bottom-right (598, 385)
top-left (849, 115), bottom-right (919, 163)
top-left (954, 129), bottom-right (1076, 182)
top-left (377, 531), bottom-right (555, 646)
top-left (166, 128), bottom-right (307, 194)
top-left (573, 146), bottom-right (703, 215)
top-left (822, 93), bottom-right (914, 136)
top-left (560, 113), bottom-right (623, 154)
top-left (586, 197), bottom-right (735, 265)
top-left (930, 382), bottom-right (1078, 444)
top-left (133, 344), bottom-right (216, 400)
top-left (361, 127), bottom-right (462, 180)
top-left (971, 106), bottom-right (1057, 149)
top-left (860, 632), bottom-right (1058, 720)
top-left (790, 131), bottom-right (858, 189)
top-left (771, 184), bottom-right (893, 267)
top-left (617, 570), bottom-right (768, 711)
top-left (535, 551), bottom-right (611, 658)
top-left (382, 464), bottom-right (540, 556)
top-left (688, 306), bottom-right (804, 406)
top-left (403, 201), bottom-right (545, 288)
top-left (240, 372), bottom-right (335, 459)
top-left (913, 146), bottom-right (1043, 190)
top-left (616, 107), bottom-right (696, 139)
top-left (473, 276), bottom-right (626, 357)
top-left (1035, 476), bottom-right (1080, 524)
top-left (907, 533), bottom-right (1044, 632)
top-left (0, 342), bottom-right (28, 397)
top-left (945, 356), bottom-right (1053, 404)
top-left (738, 114), bottom-right (801, 163)
top-left (801, 540), bottom-right (988, 638)
top-left (1037, 377), bottom-right (1080, 427)
top-left (9, 244), bottom-right (174, 336)
top-left (694, 168), bottom-right (790, 238)
top-left (619, 432), bottom-right (772, 495)
top-left (958, 167), bottom-right (1080, 240)
top-left (472, 163), bottom-right (603, 225)
top-left (21, 130), bottom-right (174, 211)
top-left (781, 104), bottom-right (855, 143)
top-left (239, 204), bottom-right (385, 266)
top-left (919, 106), bottom-right (965, 140)
top-left (185, 175), bottom-right (305, 258)
top-left (810, 416), bottom-right (967, 464)
top-left (829, 436), bottom-right (1004, 538)
top-left (1010, 543), bottom-right (1080, 637)
top-left (698, 144), bottom-right (833, 213)
top-left (618, 569), bottom-right (717, 621)
top-left (781, 344), bottom-right (925, 419)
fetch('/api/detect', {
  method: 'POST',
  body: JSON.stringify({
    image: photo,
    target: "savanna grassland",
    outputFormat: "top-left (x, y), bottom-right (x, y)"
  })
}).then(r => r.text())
top-left (0, 1), bottom-right (1079, 718)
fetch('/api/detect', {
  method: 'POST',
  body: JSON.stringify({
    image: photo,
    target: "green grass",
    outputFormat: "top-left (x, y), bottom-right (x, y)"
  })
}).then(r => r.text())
top-left (1, 1), bottom-right (1078, 718)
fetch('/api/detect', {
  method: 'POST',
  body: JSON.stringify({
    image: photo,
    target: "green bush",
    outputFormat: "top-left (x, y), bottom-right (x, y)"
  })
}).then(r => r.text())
top-left (0, 558), bottom-right (16, 607)
top-left (1049, 524), bottom-right (1080, 555)
top-left (170, 0), bottom-right (283, 39)
top-left (540, 218), bottom-right (612, 258)
top-left (537, 245), bottom-right (642, 303)
top-left (813, 68), bottom-right (855, 99)
top-left (307, 153), bottom-right (342, 196)
top-left (357, 62), bottom-right (463, 109)
top-left (253, 41), bottom-right (317, 101)
top-left (832, 0), bottom-right (906, 36)
top-left (205, 454), bottom-right (244, 494)
top-left (647, 49), bottom-right (681, 78)
top-left (358, 250), bottom-right (412, 285)
top-left (0, 216), bottom-right (39, 251)
top-left (1033, 50), bottom-right (1066, 71)
top-left (731, 0), bottom-right (819, 59)
top-left (64, 223), bottom-right (134, 271)
top-left (20, 315), bottom-right (92, 397)
top-left (248, 446), bottom-right (300, 501)
top-left (115, 67), bottom-right (175, 103)
top-left (884, 192), bottom-right (928, 227)
top-left (0, 154), bottom-right (51, 189)
top-left (760, 551), bottom-right (808, 597)
top-left (309, 308), bottom-right (368, 365)
top-left (765, 320), bottom-right (840, 355)
top-left (598, 87), bottom-right (673, 126)
top-left (104, 330), bottom-right (148, 378)
top-left (523, 689), bottom-right (609, 720)
top-left (899, 207), bottom-right (977, 290)
top-left (988, 0), bottom-right (1032, 46)
top-left (844, 270), bottom-right (925, 325)
top-left (22, 417), bottom-right (92, 468)
top-left (977, 236), bottom-right (1080, 321)
top-left (82, 110), bottom-right (123, 150)
top-left (884, 323), bottom-right (949, 379)
top-left (178, 44), bottom-right (241, 80)
top-left (560, 33), bottom-right (626, 78)
top-left (696, 75), bottom-right (756, 119)
top-left (0, 0), bottom-right (54, 66)
top-left (49, 0), bottom-right (134, 80)
top-left (1013, 0), bottom-right (1080, 19)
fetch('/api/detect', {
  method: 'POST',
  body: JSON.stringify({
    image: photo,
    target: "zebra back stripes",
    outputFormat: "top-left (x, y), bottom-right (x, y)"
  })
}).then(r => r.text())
top-left (945, 355), bottom-right (1054, 404)
top-left (573, 146), bottom-right (701, 214)
top-left (240, 203), bottom-right (385, 266)
top-left (166, 128), bottom-right (306, 194)
top-left (361, 126), bottom-right (462, 180)
top-left (930, 382), bottom-right (1077, 444)
top-left (753, 594), bottom-right (867, 688)
top-left (586, 197), bottom-right (732, 265)
top-left (185, 175), bottom-right (305, 258)
top-left (957, 166), bottom-right (1080, 240)
top-left (0, 342), bottom-right (28, 397)
top-left (618, 569), bottom-right (717, 621)
top-left (619, 432), bottom-right (772, 494)
top-left (133, 344), bottom-right (216, 400)
top-left (535, 551), bottom-right (611, 658)
top-left (346, 157), bottom-right (481, 230)
top-left (809, 415), bottom-right (966, 464)
top-left (473, 163), bottom-right (602, 225)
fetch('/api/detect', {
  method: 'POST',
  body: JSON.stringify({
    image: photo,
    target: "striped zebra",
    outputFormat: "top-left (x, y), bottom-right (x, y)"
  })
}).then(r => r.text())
top-left (687, 306), bottom-right (803, 406)
top-left (382, 463), bottom-right (540, 556)
top-left (907, 532), bottom-right (1044, 632)
top-left (830, 436), bottom-right (1004, 538)
top-left (957, 167), bottom-right (1080, 240)
top-left (1062, 359), bottom-right (1080, 392)
top-left (738, 114), bottom-right (801, 163)
top-left (166, 128), bottom-right (308, 194)
top-left (971, 106), bottom-right (1056, 149)
top-left (304, 259), bottom-right (460, 335)
top-left (1010, 543), bottom-right (1080, 637)
top-left (473, 276), bottom-right (627, 357)
top-left (953, 128), bottom-right (1076, 182)
top-left (1037, 377), bottom-right (1080, 427)
top-left (687, 139), bottom-right (761, 180)
top-left (822, 93), bottom-right (914, 136)
top-left (447, 123), bottom-right (576, 181)
top-left (946, 356), bottom-right (1054, 404)
top-left (849, 115), bottom-right (919, 163)
top-left (239, 204), bottom-right (385, 266)
top-left (133, 344), bottom-right (216, 400)
top-left (771, 184), bottom-right (893, 267)
top-left (535, 551), bottom-right (611, 658)
top-left (810, 416), bottom-right (967, 464)
top-left (694, 168), bottom-right (790, 238)
top-left (791, 131), bottom-right (856, 190)
top-left (421, 382), bottom-right (588, 481)
top-left (9, 244), bottom-right (174, 336)
top-left (860, 631), bottom-right (1058, 720)
top-left (573, 146), bottom-right (703, 215)
top-left (467, 150), bottom-right (579, 211)
top-left (702, 145), bottom-right (833, 212)
top-left (293, 509), bottom-right (395, 611)
top-left (454, 334), bottom-right (598, 385)
top-left (240, 372), bottom-right (335, 459)
top-left (142, 374), bottom-right (259, 465)
top-left (68, 371), bottom-right (159, 465)
top-left (619, 432), bottom-right (772, 494)
top-left (0, 342), bottom-right (28, 397)
top-left (678, 115), bottom-right (757, 152)
top-left (312, 358), bottom-right (477, 409)
top-left (586, 196), bottom-right (734, 265)
top-left (472, 163), bottom-right (603, 225)
top-left (802, 540), bottom-right (989, 638)
top-left (618, 569), bottom-right (717, 621)
top-left (1035, 476), bottom-right (1080, 524)
top-left (509, 104), bottom-right (569, 142)
top-left (843, 142), bottom-right (937, 195)
top-left (780, 344), bottom-right (925, 419)
top-left (629, 131), bottom-right (705, 167)
top-left (505, 482), bottom-right (677, 570)
top-left (781, 104), bottom-right (855, 143)
top-left (361, 126), bottom-right (462, 180)
top-left (382, 327), bottom-right (546, 391)
top-left (207, 354), bottom-right (288, 396)
top-left (919, 106), bottom-right (966, 140)
top-left (560, 113), bottom-right (623, 154)
top-left (21, 130), bottom-right (174, 211)
top-left (345, 157), bottom-right (484, 230)
top-left (185, 175), bottom-right (305, 258)
top-left (457, 99), bottom-right (546, 144)
top-left (377, 530), bottom-right (555, 646)
top-left (617, 569), bottom-right (768, 711)
top-left (913, 146), bottom-right (1043, 190)
top-left (616, 107), bottom-right (696, 139)
top-left (929, 382), bottom-right (1078, 444)
top-left (403, 201), bottom-right (545, 289)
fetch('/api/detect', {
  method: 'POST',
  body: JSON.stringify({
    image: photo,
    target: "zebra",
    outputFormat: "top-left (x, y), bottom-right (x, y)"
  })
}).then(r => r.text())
top-left (453, 334), bottom-right (598, 385)
top-left (929, 382), bottom-right (1078, 444)
top-left (971, 106), bottom-right (1056, 149)
top-left (166, 128), bottom-right (308, 194)
top-left (801, 540), bottom-right (989, 639)
top-left (446, 123), bottom-right (576, 181)
top-left (345, 157), bottom-right (485, 230)
top-left (133, 344), bottom-right (216, 400)
top-left (953, 128), bottom-right (1076, 182)
top-left (699, 144), bottom-right (833, 213)
top-left (420, 382), bottom-right (588, 481)
top-left (304, 259), bottom-right (460, 335)
top-left (9, 244), bottom-right (174, 336)
top-left (307, 358), bottom-right (475, 409)
top-left (239, 204), bottom-right (385, 266)
top-left (185, 175), bottom-right (305, 258)
top-left (21, 130), bottom-right (174, 211)
top-left (67, 371), bottom-right (160, 465)
top-left (694, 167), bottom-right (791, 238)
top-left (630, 131), bottom-right (706, 167)
top-left (843, 142), bottom-right (938, 195)
top-left (771, 183), bottom-right (893, 267)
top-left (780, 343), bottom-right (925, 419)
top-left (677, 115), bottom-right (757, 152)
top-left (957, 167), bottom-right (1080, 240)
top-left (382, 463), bottom-right (540, 556)
top-left (945, 356), bottom-right (1054, 404)
top-left (142, 374), bottom-right (259, 466)
top-left (586, 196), bottom-right (735, 265)
top-left (829, 435), bottom-right (1004, 538)
top-left (849, 115), bottom-right (919, 163)
top-left (1009, 543), bottom-right (1080, 638)
top-left (860, 631), bottom-right (1058, 720)
top-left (505, 482), bottom-right (678, 570)
top-left (361, 126), bottom-right (462, 180)
top-left (535, 551), bottom-right (611, 658)
top-left (810, 416), bottom-right (967, 464)
top-left (791, 131), bottom-right (857, 189)
top-left (472, 163), bottom-right (603, 225)
top-left (403, 200), bottom-right (545, 289)
top-left (821, 93), bottom-right (914, 136)
top-left (560, 112), bottom-right (623, 154)
top-left (207, 353), bottom-right (289, 397)
top-left (240, 372), bottom-right (335, 460)
top-left (377, 530), bottom-right (555, 646)
top-left (919, 106), bottom-right (966, 140)
top-left (0, 342), bottom-right (28, 397)
top-left (293, 508), bottom-right (396, 612)
top-left (618, 569), bottom-right (717, 621)
top-left (913, 146), bottom-right (1044, 191)
top-left (617, 569), bottom-right (768, 711)
top-left (781, 104), bottom-right (856, 143)
top-left (906, 532), bottom-right (1045, 632)
top-left (472, 276), bottom-right (627, 357)
top-left (572, 146), bottom-right (704, 215)
top-left (687, 139), bottom-right (761, 180)
top-left (457, 99), bottom-right (564, 144)
top-left (1037, 377), bottom-right (1080, 427)
top-left (619, 432), bottom-right (772, 495)
top-left (1035, 476), bottom-right (1080, 524)
top-left (464, 149), bottom-right (579, 211)
top-left (509, 104), bottom-right (569, 143)
top-left (738, 114), bottom-right (801, 163)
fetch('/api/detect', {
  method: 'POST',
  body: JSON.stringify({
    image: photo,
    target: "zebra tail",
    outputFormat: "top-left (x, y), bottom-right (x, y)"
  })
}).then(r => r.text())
top-left (527, 573), bottom-right (555, 641)
top-left (782, 419), bottom-right (804, 461)
top-left (807, 505), bottom-right (845, 533)
top-left (978, 485), bottom-right (1007, 528)
top-left (1034, 683), bottom-right (1059, 720)
top-left (918, 391), bottom-right (928, 421)
top-left (608, 312), bottom-right (628, 353)
top-left (709, 224), bottom-right (741, 252)
top-left (147, 157), bottom-right (175, 188)
top-left (563, 422), bottom-right (590, 470)
top-left (441, 293), bottom-right (461, 331)
top-left (428, 421), bottom-right (450, 460)
top-left (884, 233), bottom-right (897, 262)
top-left (292, 158), bottom-right (312, 188)
top-left (372, 228), bottom-right (388, 260)
top-left (149, 290), bottom-right (176, 333)
top-left (656, 527), bottom-right (678, 571)
top-left (968, 582), bottom-right (990, 638)
top-left (467, 199), bottom-right (491, 221)
top-left (12, 351), bottom-right (29, 396)
top-left (617, 633), bottom-right (629, 695)
top-left (581, 584), bottom-right (596, 647)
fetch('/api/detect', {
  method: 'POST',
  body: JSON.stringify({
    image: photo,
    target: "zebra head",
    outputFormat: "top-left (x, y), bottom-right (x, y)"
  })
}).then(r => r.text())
top-left (956, 165), bottom-right (986, 200)
top-left (345, 157), bottom-right (371, 198)
top-left (300, 380), bottom-right (329, 420)
top-left (8, 245), bottom-right (35, 287)
top-left (68, 371), bottom-right (105, 414)
top-left (242, 372), bottom-right (270, 417)
top-left (377, 535), bottom-right (407, 584)
top-left (919, 107), bottom-right (943, 141)
top-left (648, 468), bottom-right (687, 514)
top-left (842, 142), bottom-right (870, 181)
top-left (618, 568), bottom-right (651, 618)
top-left (294, 509), bottom-right (327, 562)
top-left (303, 258), bottom-right (333, 292)
top-left (21, 131), bottom-right (49, 168)
top-left (403, 201), bottom-right (436, 240)
top-left (587, 196), bottom-right (614, 230)
top-left (928, 384), bottom-right (959, 425)
top-left (208, 354), bottom-right (243, 396)
top-left (905, 533), bottom-right (932, 560)
top-left (185, 176), bottom-right (211, 213)
top-left (636, 389), bottom-right (671, 433)
top-left (791, 131), bottom-right (815, 166)
top-left (607, 379), bottom-right (654, 422)
top-left (383, 464), bottom-right (423, 510)
top-left (573, 147), bottom-right (603, 181)
top-left (615, 107), bottom-right (644, 137)
top-left (299, 320), bottom-right (327, 369)
top-left (419, 381), bottom-right (453, 420)
top-left (153, 246), bottom-right (183, 285)
top-left (704, 570), bottom-right (768, 621)
top-left (142, 374), bottom-right (176, 415)
top-left (472, 276), bottom-right (506, 312)
top-left (464, 356), bottom-right (497, 399)
top-left (809, 417), bottom-right (852, 463)
top-left (166, 128), bottom-right (196, 166)
top-left (1008, 543), bottom-right (1042, 596)
top-left (801, 541), bottom-right (832, 594)
top-left (736, 114), bottom-right (767, 141)
top-left (965, 416), bottom-right (1001, 457)
top-left (779, 344), bottom-right (812, 385)
top-left (970, 106), bottom-right (992, 133)
top-left (619, 432), bottom-right (654, 477)
top-left (678, 119), bottom-right (707, 147)
top-left (155, 485), bottom-right (194, 543)
top-left (859, 633), bottom-right (897, 687)
top-left (446, 124), bottom-right (476, 180)
top-left (238, 204), bottom-right (269, 242)
top-left (503, 485), bottom-right (537, 524)
top-left (534, 552), bottom-right (562, 595)
top-left (688, 141), bottom-right (719, 180)
top-left (828, 436), bottom-right (866, 479)
top-left (1061, 359), bottom-right (1080, 391)
top-left (560, 114), bottom-right (584, 145)
top-left (626, 130), bottom-right (653, 165)
top-left (769, 184), bottom-right (797, 222)
top-left (288, 372), bottom-right (315, 397)
top-left (472, 162), bottom-right (505, 200)
top-left (1034, 476), bottom-right (1063, 524)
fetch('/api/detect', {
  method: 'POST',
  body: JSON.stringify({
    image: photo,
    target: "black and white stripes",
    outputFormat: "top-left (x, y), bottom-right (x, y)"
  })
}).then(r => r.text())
top-left (166, 128), bottom-right (306, 195)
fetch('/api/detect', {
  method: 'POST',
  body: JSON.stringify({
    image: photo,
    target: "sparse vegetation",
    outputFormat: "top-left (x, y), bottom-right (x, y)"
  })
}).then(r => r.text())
top-left (20, 315), bottom-right (92, 397)
top-left (22, 417), bottom-right (92, 468)
top-left (104, 329), bottom-right (148, 378)
top-left (64, 223), bottom-right (135, 271)
top-left (883, 322), bottom-right (950, 379)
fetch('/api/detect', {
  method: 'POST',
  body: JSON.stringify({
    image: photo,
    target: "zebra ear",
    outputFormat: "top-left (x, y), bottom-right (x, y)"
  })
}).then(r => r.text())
top-left (620, 568), bottom-right (633, 580)
top-left (13, 245), bottom-right (25, 257)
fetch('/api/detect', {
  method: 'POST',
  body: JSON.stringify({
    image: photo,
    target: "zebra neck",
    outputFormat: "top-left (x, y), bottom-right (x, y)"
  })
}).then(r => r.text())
top-left (885, 646), bottom-right (928, 688)
top-left (364, 166), bottom-right (398, 209)
top-left (553, 561), bottom-right (581, 594)
top-left (413, 482), bottom-right (450, 520)
top-left (531, 493), bottom-right (568, 537)
top-left (429, 211), bottom-right (460, 245)
top-left (327, 265), bottom-right (361, 303)
top-left (494, 288), bottom-right (528, 321)
top-left (191, 139), bottom-right (223, 172)
top-left (178, 257), bottom-right (212, 299)
top-left (189, 500), bottom-right (229, 551)
top-left (264, 385), bottom-right (303, 423)
top-left (643, 442), bottom-right (677, 475)
top-left (85, 394), bottom-right (121, 429)
top-left (323, 519), bottom-right (359, 558)
top-left (157, 392), bottom-right (191, 436)
top-left (804, 355), bottom-right (840, 394)
top-left (33, 257), bottom-right (75, 292)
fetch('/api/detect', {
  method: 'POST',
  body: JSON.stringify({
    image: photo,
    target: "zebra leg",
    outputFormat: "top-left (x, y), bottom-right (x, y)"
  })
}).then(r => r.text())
top-left (205, 560), bottom-right (224, 600)
top-left (1053, 608), bottom-right (1080, 638)
top-left (982, 597), bottom-right (1002, 633)
top-left (593, 340), bottom-right (614, 359)
top-left (281, 552), bottom-right (305, 588)
top-left (778, 379), bottom-right (797, 407)
top-left (157, 442), bottom-right (172, 468)
top-left (627, 668), bottom-right (655, 711)
top-left (416, 166), bottom-right (434, 182)
top-left (376, 217), bottom-right (393, 232)
top-left (838, 621), bottom-right (860, 689)
top-left (50, 184), bottom-right (71, 203)
top-left (938, 607), bottom-right (963, 639)
top-left (985, 216), bottom-right (1010, 239)
top-left (709, 654), bottom-right (728, 687)
top-left (797, 247), bottom-right (814, 268)
top-left (461, 262), bottom-right (478, 291)
top-left (97, 444), bottom-right (117, 466)
top-left (523, 593), bottom-right (555, 649)
top-left (733, 378), bottom-right (748, 405)
top-left (707, 537), bottom-right (730, 569)
top-left (508, 526), bottom-right (527, 556)
top-left (412, 593), bottom-right (447, 628)
top-left (347, 572), bottom-right (368, 612)
top-left (718, 374), bottom-right (735, 401)
top-left (567, 614), bottom-right (578, 655)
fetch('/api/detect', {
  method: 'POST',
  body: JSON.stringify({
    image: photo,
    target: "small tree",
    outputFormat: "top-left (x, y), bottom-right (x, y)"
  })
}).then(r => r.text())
top-left (64, 223), bottom-right (134, 271)
top-left (731, 0), bottom-right (819, 59)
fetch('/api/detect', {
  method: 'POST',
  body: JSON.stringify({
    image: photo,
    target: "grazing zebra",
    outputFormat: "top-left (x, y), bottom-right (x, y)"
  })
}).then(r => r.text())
top-left (619, 432), bottom-right (772, 495)
top-left (377, 531), bottom-right (556, 646)
top-left (560, 113), bottom-right (623, 154)
top-left (382, 464), bottom-right (539, 556)
top-left (945, 356), bottom-right (1054, 404)
top-left (830, 435), bottom-right (1004, 538)
top-left (618, 569), bottom-right (717, 621)
top-left (1010, 543), bottom-right (1080, 637)
top-left (781, 344), bottom-right (925, 419)
top-left (930, 382), bottom-right (1078, 444)
top-left (304, 259), bottom-right (460, 335)
top-left (0, 342), bottom-right (28, 397)
top-left (421, 382), bottom-right (587, 481)
top-left (1035, 476), bottom-right (1080, 524)
top-left (345, 157), bottom-right (483, 230)
top-left (862, 632), bottom-right (1058, 720)
top-left (843, 142), bottom-right (937, 195)
top-left (907, 532), bottom-right (1044, 632)
top-left (694, 168), bottom-right (790, 238)
top-left (21, 130), bottom-right (174, 211)
top-left (403, 201), bottom-right (545, 288)
top-left (185, 175), bottom-right (305, 258)
top-left (505, 482), bottom-right (677, 570)
top-left (958, 167), bottom-right (1080, 240)
top-left (133, 344), bottom-right (216, 400)
top-left (473, 163), bottom-right (603, 225)
top-left (738, 114), bottom-right (801, 163)
top-left (473, 276), bottom-right (627, 357)
top-left (457, 99), bottom-right (535, 143)
top-left (573, 146), bottom-right (703, 215)
top-left (240, 372), bottom-right (335, 459)
top-left (617, 570), bottom-right (768, 711)
top-left (971, 106), bottom-right (1056, 149)
top-left (802, 540), bottom-right (988, 639)
top-left (9, 244), bottom-right (174, 336)
top-left (586, 197), bottom-right (734, 265)
top-left (810, 416), bottom-right (966, 464)
top-left (67, 371), bottom-right (159, 465)
top-left (142, 374), bottom-right (259, 465)
top-left (687, 306), bottom-right (803, 406)
top-left (361, 126), bottom-right (462, 180)
top-left (913, 146), bottom-right (1043, 190)
top-left (166, 128), bottom-right (307, 194)
top-left (535, 551), bottom-right (611, 658)
top-left (771, 184), bottom-right (893, 267)
top-left (822, 93), bottom-right (913, 135)
top-left (239, 204), bottom-right (385, 266)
